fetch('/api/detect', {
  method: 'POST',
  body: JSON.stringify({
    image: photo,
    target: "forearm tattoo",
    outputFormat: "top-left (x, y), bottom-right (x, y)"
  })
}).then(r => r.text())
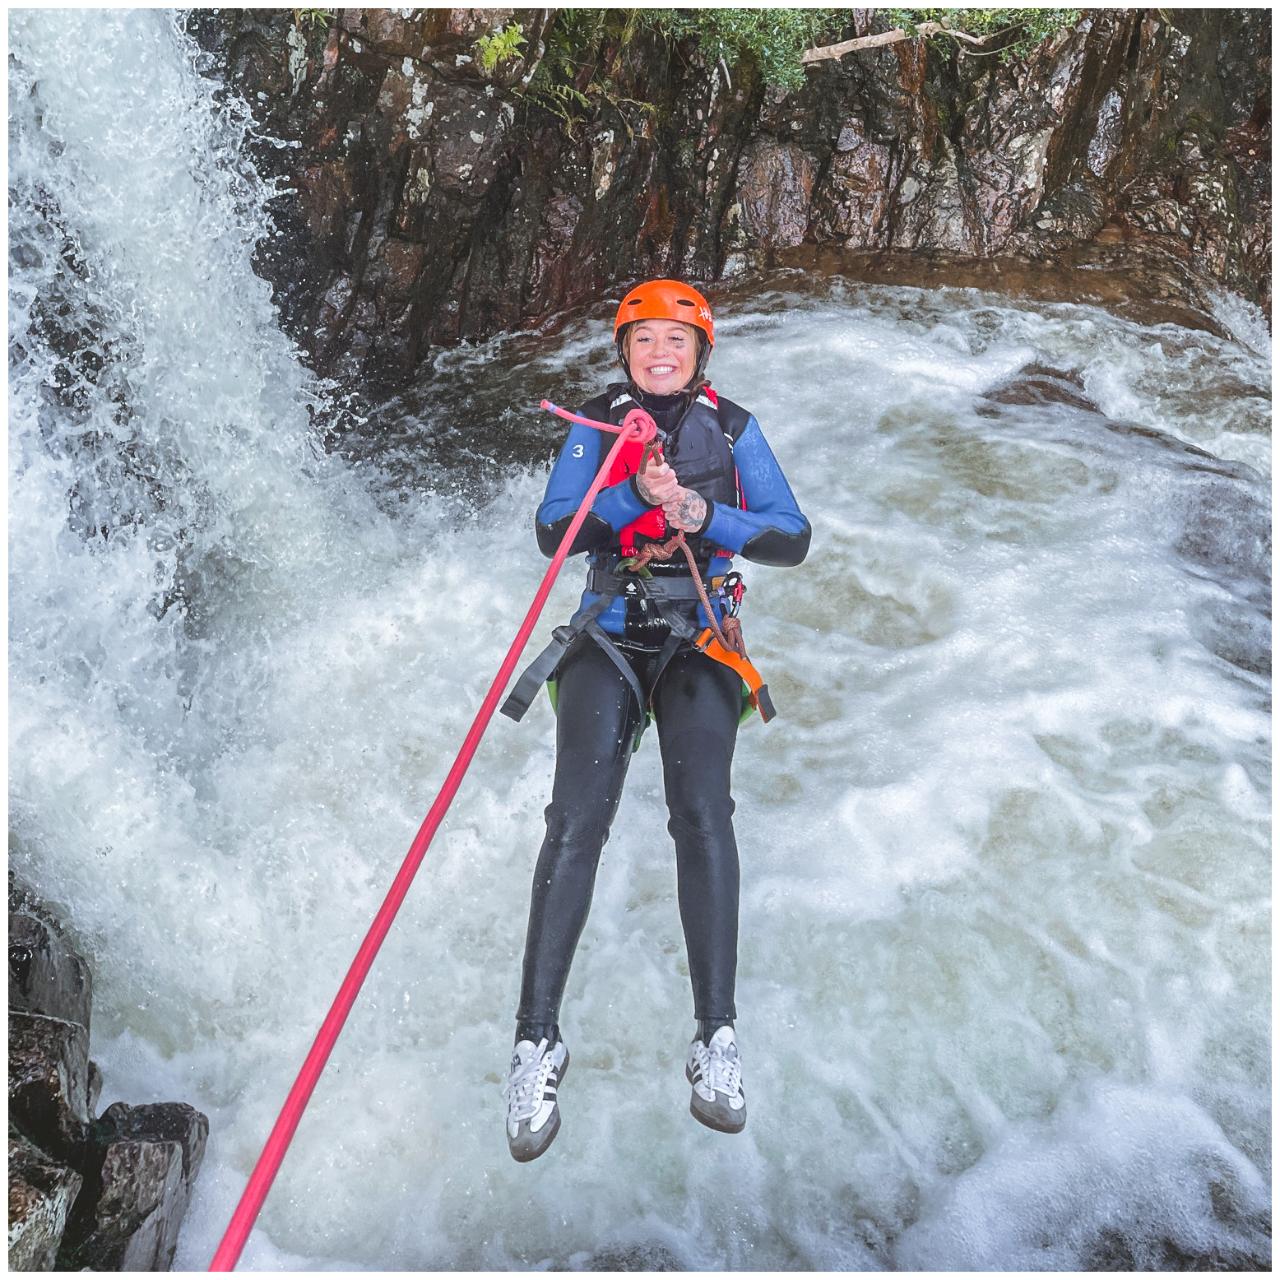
top-left (669, 489), bottom-right (707, 531)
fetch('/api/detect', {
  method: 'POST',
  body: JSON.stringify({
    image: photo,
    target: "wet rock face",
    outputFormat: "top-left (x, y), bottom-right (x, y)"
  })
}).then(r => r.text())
top-left (9, 1012), bottom-right (91, 1165)
top-left (6, 874), bottom-right (209, 1272)
top-left (1086, 9), bottom-right (1271, 310)
top-left (811, 116), bottom-right (898, 248)
top-left (9, 908), bottom-right (92, 1033)
top-left (189, 8), bottom-right (1269, 395)
top-left (9, 1132), bottom-right (83, 1271)
top-left (59, 1103), bottom-right (209, 1271)
top-left (735, 139), bottom-right (816, 248)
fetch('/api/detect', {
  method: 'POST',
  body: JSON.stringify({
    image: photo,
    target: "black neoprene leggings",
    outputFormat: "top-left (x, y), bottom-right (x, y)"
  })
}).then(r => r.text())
top-left (517, 633), bottom-right (742, 1031)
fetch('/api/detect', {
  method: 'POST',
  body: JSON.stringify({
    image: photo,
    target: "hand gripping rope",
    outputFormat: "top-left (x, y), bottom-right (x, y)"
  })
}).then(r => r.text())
top-left (208, 403), bottom-right (656, 1271)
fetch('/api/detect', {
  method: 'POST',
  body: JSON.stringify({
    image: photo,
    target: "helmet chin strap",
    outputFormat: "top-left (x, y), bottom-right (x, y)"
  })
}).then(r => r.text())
top-left (691, 332), bottom-right (711, 386)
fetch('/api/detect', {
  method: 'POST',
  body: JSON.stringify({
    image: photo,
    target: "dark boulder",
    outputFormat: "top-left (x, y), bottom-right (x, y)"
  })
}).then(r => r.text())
top-left (7, 877), bottom-right (210, 1271)
top-left (57, 1103), bottom-right (209, 1271)
top-left (8, 1012), bottom-right (91, 1166)
top-left (589, 1241), bottom-right (684, 1270)
top-left (8, 907), bottom-right (91, 1034)
top-left (8, 1130), bottom-right (83, 1272)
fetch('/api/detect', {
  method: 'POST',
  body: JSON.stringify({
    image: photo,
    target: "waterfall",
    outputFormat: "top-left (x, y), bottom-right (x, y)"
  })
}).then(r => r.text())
top-left (9, 10), bottom-right (1270, 1271)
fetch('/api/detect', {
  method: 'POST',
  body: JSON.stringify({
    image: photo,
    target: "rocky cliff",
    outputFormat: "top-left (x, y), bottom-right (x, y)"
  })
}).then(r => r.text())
top-left (190, 7), bottom-right (1269, 396)
top-left (8, 876), bottom-right (208, 1271)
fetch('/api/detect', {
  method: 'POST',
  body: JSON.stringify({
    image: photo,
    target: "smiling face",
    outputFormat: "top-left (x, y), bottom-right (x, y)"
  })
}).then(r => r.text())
top-left (625, 319), bottom-right (699, 394)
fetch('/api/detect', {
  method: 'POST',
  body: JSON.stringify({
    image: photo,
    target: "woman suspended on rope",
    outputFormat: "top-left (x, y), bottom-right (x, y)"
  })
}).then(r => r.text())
top-left (502, 279), bottom-right (811, 1161)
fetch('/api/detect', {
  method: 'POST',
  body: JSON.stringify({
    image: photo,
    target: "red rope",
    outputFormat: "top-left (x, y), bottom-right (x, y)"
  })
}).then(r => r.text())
top-left (208, 404), bottom-right (656, 1271)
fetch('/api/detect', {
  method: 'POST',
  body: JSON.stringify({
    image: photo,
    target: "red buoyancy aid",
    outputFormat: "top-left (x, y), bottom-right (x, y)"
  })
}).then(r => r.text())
top-left (603, 386), bottom-right (745, 557)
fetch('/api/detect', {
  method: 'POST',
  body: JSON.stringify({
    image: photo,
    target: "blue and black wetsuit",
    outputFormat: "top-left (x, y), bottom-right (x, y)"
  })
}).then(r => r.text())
top-left (516, 383), bottom-right (809, 1045)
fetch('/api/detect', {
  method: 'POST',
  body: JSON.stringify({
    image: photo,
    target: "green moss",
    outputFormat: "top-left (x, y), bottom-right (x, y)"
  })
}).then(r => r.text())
top-left (527, 7), bottom-right (845, 107)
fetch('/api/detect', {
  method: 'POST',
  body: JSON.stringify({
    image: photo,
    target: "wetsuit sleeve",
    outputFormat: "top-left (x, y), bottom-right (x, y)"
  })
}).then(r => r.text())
top-left (700, 416), bottom-right (811, 566)
top-left (535, 420), bottom-right (652, 558)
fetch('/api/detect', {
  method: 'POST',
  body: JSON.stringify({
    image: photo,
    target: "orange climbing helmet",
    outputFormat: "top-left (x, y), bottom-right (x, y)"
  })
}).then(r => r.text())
top-left (613, 279), bottom-right (715, 346)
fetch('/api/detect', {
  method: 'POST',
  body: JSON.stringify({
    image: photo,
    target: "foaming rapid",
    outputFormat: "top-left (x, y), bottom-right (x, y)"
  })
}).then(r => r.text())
top-left (9, 11), bottom-right (1271, 1271)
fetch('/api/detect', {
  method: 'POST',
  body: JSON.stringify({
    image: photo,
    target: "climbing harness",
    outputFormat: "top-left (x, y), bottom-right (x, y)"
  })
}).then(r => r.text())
top-left (611, 525), bottom-right (774, 722)
top-left (208, 402), bottom-right (656, 1271)
top-left (501, 408), bottom-right (775, 729)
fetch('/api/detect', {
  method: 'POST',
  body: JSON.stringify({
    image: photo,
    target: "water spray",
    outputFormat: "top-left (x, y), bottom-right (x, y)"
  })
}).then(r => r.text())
top-left (209, 404), bottom-right (657, 1271)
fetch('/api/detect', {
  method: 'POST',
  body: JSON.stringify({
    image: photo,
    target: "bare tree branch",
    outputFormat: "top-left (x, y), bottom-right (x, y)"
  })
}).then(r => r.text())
top-left (800, 21), bottom-right (996, 65)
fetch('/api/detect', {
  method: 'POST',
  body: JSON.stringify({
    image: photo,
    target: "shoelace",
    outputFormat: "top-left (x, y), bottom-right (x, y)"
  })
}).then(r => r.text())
top-left (693, 1040), bottom-right (743, 1099)
top-left (502, 1039), bottom-right (555, 1123)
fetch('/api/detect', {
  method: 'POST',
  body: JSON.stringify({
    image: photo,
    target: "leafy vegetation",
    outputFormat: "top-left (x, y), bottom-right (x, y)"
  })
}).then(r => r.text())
top-left (516, 9), bottom-right (843, 138)
top-left (510, 8), bottom-right (1083, 134)
top-left (291, 9), bottom-right (333, 30)
top-left (522, 11), bottom-right (659, 138)
top-left (474, 21), bottom-right (528, 75)
top-left (646, 9), bottom-right (847, 90)
top-left (525, 80), bottom-right (595, 137)
top-left (885, 9), bottom-right (1082, 60)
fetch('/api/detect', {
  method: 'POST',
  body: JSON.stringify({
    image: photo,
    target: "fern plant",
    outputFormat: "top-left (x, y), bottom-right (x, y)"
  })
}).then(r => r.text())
top-left (474, 21), bottom-right (528, 75)
top-left (643, 9), bottom-right (846, 90)
top-left (523, 81), bottom-right (594, 138)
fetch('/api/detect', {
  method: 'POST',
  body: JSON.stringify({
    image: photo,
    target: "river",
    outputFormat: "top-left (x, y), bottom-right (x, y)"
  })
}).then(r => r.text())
top-left (8, 9), bottom-right (1271, 1271)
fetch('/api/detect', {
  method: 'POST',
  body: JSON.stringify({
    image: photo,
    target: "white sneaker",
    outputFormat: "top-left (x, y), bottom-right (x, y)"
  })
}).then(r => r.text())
top-left (503, 1037), bottom-right (569, 1162)
top-left (685, 1025), bottom-right (746, 1133)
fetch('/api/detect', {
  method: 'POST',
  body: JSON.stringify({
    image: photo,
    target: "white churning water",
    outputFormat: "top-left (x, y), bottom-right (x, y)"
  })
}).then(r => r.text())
top-left (9, 10), bottom-right (1271, 1272)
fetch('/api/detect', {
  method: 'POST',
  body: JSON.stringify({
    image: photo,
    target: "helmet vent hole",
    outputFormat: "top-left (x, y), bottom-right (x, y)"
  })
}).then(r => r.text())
top-left (676, 298), bottom-right (694, 306)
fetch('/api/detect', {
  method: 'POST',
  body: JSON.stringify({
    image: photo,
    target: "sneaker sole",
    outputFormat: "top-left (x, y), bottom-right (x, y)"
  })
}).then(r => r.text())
top-left (685, 1063), bottom-right (746, 1134)
top-left (510, 1049), bottom-right (570, 1163)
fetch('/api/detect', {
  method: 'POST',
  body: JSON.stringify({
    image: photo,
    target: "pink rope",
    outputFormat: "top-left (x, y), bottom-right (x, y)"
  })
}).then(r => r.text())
top-left (209, 405), bottom-right (656, 1270)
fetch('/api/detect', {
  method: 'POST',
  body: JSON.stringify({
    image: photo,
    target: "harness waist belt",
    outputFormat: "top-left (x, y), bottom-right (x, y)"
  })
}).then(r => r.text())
top-left (587, 568), bottom-right (713, 599)
top-left (504, 570), bottom-right (779, 727)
